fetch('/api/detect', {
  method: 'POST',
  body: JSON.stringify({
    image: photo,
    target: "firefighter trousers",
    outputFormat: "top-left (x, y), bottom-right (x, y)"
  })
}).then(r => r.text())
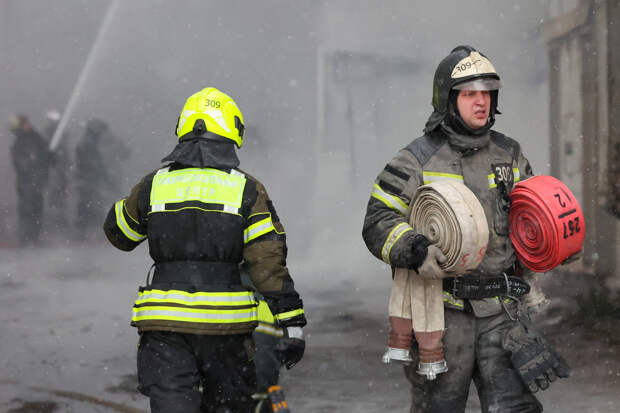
top-left (137, 330), bottom-right (256, 413)
top-left (404, 307), bottom-right (543, 413)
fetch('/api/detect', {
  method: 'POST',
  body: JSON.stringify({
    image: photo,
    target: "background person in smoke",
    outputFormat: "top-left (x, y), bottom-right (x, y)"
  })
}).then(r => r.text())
top-left (8, 114), bottom-right (51, 246)
top-left (42, 109), bottom-right (72, 230)
top-left (362, 45), bottom-right (570, 412)
top-left (103, 87), bottom-right (306, 413)
top-left (75, 118), bottom-right (115, 240)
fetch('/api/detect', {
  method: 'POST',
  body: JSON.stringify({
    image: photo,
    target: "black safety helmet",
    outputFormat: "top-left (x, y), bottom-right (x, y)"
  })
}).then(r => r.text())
top-left (424, 45), bottom-right (501, 135)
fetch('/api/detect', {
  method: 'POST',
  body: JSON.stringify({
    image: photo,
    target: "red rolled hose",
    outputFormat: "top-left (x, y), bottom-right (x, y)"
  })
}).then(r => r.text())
top-left (509, 175), bottom-right (585, 272)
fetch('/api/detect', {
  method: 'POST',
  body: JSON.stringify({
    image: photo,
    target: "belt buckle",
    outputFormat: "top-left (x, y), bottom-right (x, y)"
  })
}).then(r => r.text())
top-left (451, 277), bottom-right (461, 299)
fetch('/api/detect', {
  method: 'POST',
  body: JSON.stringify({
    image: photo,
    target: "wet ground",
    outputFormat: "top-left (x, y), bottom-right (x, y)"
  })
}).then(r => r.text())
top-left (1, 243), bottom-right (619, 412)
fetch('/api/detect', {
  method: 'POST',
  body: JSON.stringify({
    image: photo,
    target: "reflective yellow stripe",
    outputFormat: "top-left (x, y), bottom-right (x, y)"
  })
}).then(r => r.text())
top-left (442, 291), bottom-right (464, 308)
top-left (115, 199), bottom-right (146, 242)
top-left (244, 216), bottom-right (276, 243)
top-left (488, 173), bottom-right (497, 189)
top-left (150, 167), bottom-right (246, 210)
top-left (132, 305), bottom-right (258, 323)
top-left (257, 300), bottom-right (275, 324)
top-left (513, 168), bottom-right (520, 182)
top-left (422, 171), bottom-right (463, 185)
top-left (371, 184), bottom-right (408, 215)
top-left (275, 308), bottom-right (304, 321)
top-left (381, 222), bottom-right (412, 264)
top-left (136, 289), bottom-right (256, 306)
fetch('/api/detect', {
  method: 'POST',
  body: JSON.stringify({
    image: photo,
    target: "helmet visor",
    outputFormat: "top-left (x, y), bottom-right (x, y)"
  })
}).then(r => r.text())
top-left (453, 78), bottom-right (501, 91)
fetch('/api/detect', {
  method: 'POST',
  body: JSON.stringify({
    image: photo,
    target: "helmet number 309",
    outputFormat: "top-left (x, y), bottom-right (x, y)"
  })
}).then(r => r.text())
top-left (204, 99), bottom-right (221, 109)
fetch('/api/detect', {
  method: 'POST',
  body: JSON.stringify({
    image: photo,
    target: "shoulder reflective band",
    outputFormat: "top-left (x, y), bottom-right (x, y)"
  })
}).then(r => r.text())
top-left (381, 222), bottom-right (412, 264)
top-left (244, 215), bottom-right (277, 244)
top-left (275, 308), bottom-right (305, 322)
top-left (488, 168), bottom-right (521, 188)
top-left (150, 167), bottom-right (246, 212)
top-left (257, 300), bottom-right (276, 324)
top-left (135, 289), bottom-right (256, 306)
top-left (371, 184), bottom-right (408, 215)
top-left (422, 171), bottom-right (464, 185)
top-left (115, 199), bottom-right (146, 242)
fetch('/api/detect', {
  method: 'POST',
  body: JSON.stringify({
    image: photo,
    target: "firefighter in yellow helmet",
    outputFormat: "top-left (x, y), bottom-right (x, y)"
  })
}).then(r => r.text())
top-left (103, 87), bottom-right (306, 412)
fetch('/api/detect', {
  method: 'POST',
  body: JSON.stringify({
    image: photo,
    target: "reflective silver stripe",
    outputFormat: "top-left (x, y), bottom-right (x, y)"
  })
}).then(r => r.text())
top-left (132, 307), bottom-right (258, 322)
top-left (255, 323), bottom-right (284, 337)
top-left (136, 290), bottom-right (255, 305)
top-left (223, 204), bottom-right (238, 214)
top-left (422, 172), bottom-right (463, 185)
top-left (381, 222), bottom-right (412, 264)
top-left (371, 184), bottom-right (408, 215)
top-left (115, 200), bottom-right (146, 242)
top-left (230, 169), bottom-right (245, 178)
top-left (244, 216), bottom-right (276, 243)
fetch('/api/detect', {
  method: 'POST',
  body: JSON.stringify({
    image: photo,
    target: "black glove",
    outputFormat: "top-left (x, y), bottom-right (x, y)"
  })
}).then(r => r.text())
top-left (502, 320), bottom-right (571, 393)
top-left (407, 234), bottom-right (433, 271)
top-left (274, 327), bottom-right (305, 370)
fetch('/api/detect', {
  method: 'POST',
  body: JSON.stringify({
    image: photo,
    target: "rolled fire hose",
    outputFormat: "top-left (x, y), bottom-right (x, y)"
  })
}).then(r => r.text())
top-left (384, 180), bottom-right (489, 380)
top-left (510, 175), bottom-right (585, 272)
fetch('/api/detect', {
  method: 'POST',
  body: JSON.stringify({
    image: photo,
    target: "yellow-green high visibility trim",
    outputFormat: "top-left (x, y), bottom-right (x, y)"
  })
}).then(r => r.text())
top-left (275, 308), bottom-right (305, 322)
top-left (132, 305), bottom-right (258, 323)
top-left (423, 171), bottom-right (464, 185)
top-left (150, 167), bottom-right (246, 212)
top-left (257, 300), bottom-right (276, 324)
top-left (488, 173), bottom-right (497, 189)
top-left (442, 291), bottom-right (464, 308)
top-left (244, 216), bottom-right (276, 244)
top-left (135, 289), bottom-right (256, 307)
top-left (371, 183), bottom-right (408, 215)
top-left (115, 199), bottom-right (146, 242)
top-left (381, 222), bottom-right (413, 264)
top-left (513, 167), bottom-right (521, 182)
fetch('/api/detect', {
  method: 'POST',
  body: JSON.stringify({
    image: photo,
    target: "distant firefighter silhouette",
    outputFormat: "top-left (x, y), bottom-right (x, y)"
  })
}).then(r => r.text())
top-left (74, 119), bottom-right (114, 239)
top-left (9, 114), bottom-right (51, 246)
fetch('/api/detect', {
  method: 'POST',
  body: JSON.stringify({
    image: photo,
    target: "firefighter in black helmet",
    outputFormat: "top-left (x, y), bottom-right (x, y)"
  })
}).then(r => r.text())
top-left (103, 87), bottom-right (306, 413)
top-left (363, 46), bottom-right (571, 412)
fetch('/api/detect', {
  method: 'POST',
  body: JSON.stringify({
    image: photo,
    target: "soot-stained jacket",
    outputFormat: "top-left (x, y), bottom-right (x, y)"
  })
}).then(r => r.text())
top-left (363, 126), bottom-right (533, 317)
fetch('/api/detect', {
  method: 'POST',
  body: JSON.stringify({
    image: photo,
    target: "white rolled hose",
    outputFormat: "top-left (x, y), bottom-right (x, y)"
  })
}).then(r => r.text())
top-left (410, 180), bottom-right (489, 274)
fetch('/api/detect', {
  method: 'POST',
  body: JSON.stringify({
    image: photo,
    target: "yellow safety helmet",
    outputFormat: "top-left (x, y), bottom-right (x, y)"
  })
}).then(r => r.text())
top-left (175, 87), bottom-right (245, 147)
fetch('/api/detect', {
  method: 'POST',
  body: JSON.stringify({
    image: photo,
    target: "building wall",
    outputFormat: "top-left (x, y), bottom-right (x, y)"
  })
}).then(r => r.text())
top-left (545, 0), bottom-right (620, 285)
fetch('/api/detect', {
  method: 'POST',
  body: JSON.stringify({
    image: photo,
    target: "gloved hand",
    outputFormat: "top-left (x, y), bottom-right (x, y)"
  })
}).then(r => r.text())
top-left (416, 245), bottom-right (449, 279)
top-left (502, 320), bottom-right (571, 393)
top-left (274, 327), bottom-right (305, 370)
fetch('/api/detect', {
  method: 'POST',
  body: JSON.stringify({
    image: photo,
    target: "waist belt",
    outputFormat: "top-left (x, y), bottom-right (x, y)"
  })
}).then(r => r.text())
top-left (443, 275), bottom-right (530, 300)
top-left (152, 261), bottom-right (240, 286)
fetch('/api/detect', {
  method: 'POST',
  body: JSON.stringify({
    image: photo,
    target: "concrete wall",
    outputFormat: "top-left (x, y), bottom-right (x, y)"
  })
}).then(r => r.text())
top-left (544, 0), bottom-right (620, 286)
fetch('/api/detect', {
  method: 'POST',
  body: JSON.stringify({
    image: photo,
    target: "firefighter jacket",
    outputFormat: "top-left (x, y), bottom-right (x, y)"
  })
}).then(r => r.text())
top-left (104, 163), bottom-right (306, 334)
top-left (363, 126), bottom-right (533, 317)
